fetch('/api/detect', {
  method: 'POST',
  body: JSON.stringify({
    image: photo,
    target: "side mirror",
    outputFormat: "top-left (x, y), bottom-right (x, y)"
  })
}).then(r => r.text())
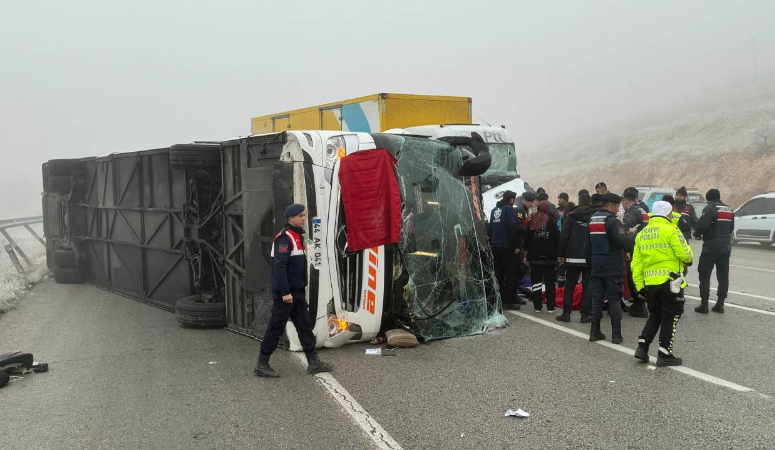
top-left (458, 132), bottom-right (491, 177)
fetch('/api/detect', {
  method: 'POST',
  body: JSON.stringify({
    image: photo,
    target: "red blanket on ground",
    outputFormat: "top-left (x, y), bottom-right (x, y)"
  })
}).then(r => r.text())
top-left (542, 284), bottom-right (584, 310)
top-left (338, 149), bottom-right (401, 252)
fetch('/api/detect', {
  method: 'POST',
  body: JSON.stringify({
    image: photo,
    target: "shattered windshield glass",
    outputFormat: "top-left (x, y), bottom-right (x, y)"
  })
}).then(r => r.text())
top-left (383, 135), bottom-right (507, 341)
top-left (482, 143), bottom-right (517, 178)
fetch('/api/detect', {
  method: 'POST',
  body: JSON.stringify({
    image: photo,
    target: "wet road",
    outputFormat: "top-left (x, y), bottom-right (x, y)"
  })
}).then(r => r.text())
top-left (2, 241), bottom-right (774, 449)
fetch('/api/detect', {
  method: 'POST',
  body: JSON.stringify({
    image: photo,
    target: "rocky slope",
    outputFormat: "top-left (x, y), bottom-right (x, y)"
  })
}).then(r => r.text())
top-left (522, 79), bottom-right (775, 208)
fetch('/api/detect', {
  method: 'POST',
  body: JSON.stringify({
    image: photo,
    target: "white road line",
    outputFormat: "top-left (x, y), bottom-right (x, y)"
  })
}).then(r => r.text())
top-left (293, 353), bottom-right (403, 450)
top-left (729, 264), bottom-right (775, 274)
top-left (507, 311), bottom-right (759, 395)
top-left (687, 284), bottom-right (775, 302)
top-left (684, 295), bottom-right (775, 317)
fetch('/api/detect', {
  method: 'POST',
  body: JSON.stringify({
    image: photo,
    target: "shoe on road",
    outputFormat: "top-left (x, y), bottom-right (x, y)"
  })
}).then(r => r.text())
top-left (254, 354), bottom-right (280, 378)
top-left (634, 343), bottom-right (649, 362)
top-left (656, 353), bottom-right (683, 367)
top-left (694, 304), bottom-right (709, 314)
top-left (556, 313), bottom-right (571, 322)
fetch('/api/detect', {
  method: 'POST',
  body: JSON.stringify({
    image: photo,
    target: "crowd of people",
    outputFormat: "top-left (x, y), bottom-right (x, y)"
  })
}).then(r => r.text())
top-left (488, 183), bottom-right (735, 367)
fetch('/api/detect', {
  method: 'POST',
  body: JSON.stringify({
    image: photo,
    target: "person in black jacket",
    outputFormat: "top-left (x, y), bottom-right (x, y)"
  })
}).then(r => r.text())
top-left (621, 189), bottom-right (648, 317)
top-left (556, 193), bottom-right (595, 323)
top-left (588, 193), bottom-right (635, 344)
top-left (254, 204), bottom-right (333, 378)
top-left (488, 190), bottom-right (522, 310)
top-left (525, 200), bottom-right (561, 312)
top-left (674, 186), bottom-right (698, 241)
top-left (693, 189), bottom-right (735, 314)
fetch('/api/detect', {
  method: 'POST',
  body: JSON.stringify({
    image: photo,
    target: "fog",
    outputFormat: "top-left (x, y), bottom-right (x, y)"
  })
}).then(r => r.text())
top-left (1, 0), bottom-right (774, 217)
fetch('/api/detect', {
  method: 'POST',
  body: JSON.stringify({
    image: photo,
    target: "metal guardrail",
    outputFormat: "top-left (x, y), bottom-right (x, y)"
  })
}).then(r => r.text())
top-left (0, 215), bottom-right (45, 275)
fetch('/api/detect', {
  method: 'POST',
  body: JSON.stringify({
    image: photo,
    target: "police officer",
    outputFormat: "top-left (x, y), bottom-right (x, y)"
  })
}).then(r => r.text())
top-left (514, 192), bottom-right (535, 296)
top-left (254, 204), bottom-right (333, 378)
top-left (557, 193), bottom-right (595, 323)
top-left (588, 193), bottom-right (635, 344)
top-left (489, 190), bottom-right (521, 310)
top-left (693, 189), bottom-right (735, 314)
top-left (595, 182), bottom-right (608, 195)
top-left (622, 187), bottom-right (648, 233)
top-left (631, 201), bottom-right (693, 366)
top-left (674, 187), bottom-right (698, 241)
top-left (621, 188), bottom-right (649, 317)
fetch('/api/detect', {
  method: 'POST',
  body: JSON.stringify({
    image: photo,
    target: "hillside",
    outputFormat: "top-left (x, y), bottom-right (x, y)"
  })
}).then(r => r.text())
top-left (522, 80), bottom-right (775, 208)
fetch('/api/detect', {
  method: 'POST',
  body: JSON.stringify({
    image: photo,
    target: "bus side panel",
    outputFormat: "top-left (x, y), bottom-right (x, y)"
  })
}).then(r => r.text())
top-left (382, 97), bottom-right (472, 131)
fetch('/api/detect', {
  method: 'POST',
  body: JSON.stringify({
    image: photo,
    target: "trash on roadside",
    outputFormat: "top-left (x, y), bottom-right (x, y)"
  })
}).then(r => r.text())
top-left (0, 351), bottom-right (49, 374)
top-left (9, 376), bottom-right (23, 383)
top-left (365, 348), bottom-right (397, 356)
top-left (385, 329), bottom-right (419, 348)
top-left (647, 366), bottom-right (657, 371)
top-left (505, 408), bottom-right (530, 418)
top-left (208, 361), bottom-right (218, 365)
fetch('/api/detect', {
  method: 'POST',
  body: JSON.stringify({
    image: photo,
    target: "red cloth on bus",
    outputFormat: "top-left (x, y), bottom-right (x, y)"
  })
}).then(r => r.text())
top-left (338, 148), bottom-right (401, 252)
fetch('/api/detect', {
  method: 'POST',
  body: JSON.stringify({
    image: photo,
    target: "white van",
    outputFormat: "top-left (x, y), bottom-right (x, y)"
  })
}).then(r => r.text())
top-left (733, 192), bottom-right (775, 246)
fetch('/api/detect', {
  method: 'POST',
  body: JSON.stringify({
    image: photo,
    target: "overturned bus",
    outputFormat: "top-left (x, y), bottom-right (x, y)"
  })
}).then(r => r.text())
top-left (41, 131), bottom-right (506, 350)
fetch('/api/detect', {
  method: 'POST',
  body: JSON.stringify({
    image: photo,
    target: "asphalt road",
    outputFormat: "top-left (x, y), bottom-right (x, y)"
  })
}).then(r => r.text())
top-left (2, 241), bottom-right (774, 449)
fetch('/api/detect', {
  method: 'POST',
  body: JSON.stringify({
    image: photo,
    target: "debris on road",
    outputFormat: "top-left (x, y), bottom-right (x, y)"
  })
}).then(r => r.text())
top-left (365, 348), bottom-right (397, 356)
top-left (505, 408), bottom-right (530, 418)
top-left (385, 329), bottom-right (419, 348)
top-left (369, 336), bottom-right (386, 345)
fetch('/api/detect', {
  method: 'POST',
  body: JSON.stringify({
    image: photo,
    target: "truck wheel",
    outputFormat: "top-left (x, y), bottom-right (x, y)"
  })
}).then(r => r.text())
top-left (175, 294), bottom-right (227, 328)
top-left (47, 175), bottom-right (72, 193)
top-left (54, 249), bottom-right (78, 269)
top-left (47, 159), bottom-right (83, 176)
top-left (54, 266), bottom-right (83, 284)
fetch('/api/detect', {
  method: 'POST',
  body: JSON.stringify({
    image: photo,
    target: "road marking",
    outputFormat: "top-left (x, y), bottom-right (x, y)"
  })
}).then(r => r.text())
top-left (293, 353), bottom-right (403, 450)
top-left (507, 311), bottom-right (760, 395)
top-left (687, 284), bottom-right (775, 302)
top-left (729, 264), bottom-right (775, 274)
top-left (684, 295), bottom-right (775, 317)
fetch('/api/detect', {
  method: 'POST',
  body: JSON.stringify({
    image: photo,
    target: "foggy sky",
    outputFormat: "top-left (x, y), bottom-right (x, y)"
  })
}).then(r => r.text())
top-left (2, 0), bottom-right (774, 217)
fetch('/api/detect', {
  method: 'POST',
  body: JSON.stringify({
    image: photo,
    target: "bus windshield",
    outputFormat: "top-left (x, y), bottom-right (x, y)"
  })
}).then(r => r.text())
top-left (375, 134), bottom-right (506, 341)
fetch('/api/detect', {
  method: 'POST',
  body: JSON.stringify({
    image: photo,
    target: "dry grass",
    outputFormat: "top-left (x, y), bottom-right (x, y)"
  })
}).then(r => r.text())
top-left (523, 80), bottom-right (775, 208)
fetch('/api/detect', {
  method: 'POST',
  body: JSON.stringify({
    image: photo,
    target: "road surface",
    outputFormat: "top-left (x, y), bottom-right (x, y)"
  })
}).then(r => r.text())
top-left (2, 241), bottom-right (774, 449)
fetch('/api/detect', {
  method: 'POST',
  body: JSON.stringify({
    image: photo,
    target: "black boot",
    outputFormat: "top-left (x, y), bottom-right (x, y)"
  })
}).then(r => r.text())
top-left (611, 321), bottom-right (623, 344)
top-left (694, 302), bottom-right (709, 314)
top-left (306, 351), bottom-right (333, 374)
top-left (589, 320), bottom-right (606, 342)
top-left (629, 298), bottom-right (648, 318)
top-left (634, 342), bottom-right (649, 362)
top-left (712, 299), bottom-right (725, 314)
top-left (580, 311), bottom-right (591, 323)
top-left (657, 352), bottom-right (683, 367)
top-left (556, 310), bottom-right (571, 322)
top-left (253, 353), bottom-right (280, 378)
top-left (621, 300), bottom-right (631, 312)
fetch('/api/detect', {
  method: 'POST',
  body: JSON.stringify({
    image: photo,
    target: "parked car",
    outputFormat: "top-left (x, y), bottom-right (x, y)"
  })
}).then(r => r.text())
top-left (733, 192), bottom-right (775, 246)
top-left (634, 185), bottom-right (707, 217)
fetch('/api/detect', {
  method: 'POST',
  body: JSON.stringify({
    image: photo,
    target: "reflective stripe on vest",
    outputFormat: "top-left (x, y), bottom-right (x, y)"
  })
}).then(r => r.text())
top-left (271, 228), bottom-right (305, 257)
top-left (716, 205), bottom-right (733, 222)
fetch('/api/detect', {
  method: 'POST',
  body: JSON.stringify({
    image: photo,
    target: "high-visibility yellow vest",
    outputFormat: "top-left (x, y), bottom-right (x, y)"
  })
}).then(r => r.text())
top-left (631, 216), bottom-right (694, 291)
